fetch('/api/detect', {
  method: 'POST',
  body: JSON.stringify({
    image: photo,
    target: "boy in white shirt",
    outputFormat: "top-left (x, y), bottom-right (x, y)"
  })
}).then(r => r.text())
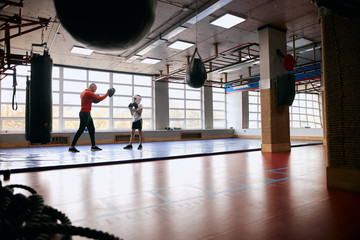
top-left (124, 94), bottom-right (144, 150)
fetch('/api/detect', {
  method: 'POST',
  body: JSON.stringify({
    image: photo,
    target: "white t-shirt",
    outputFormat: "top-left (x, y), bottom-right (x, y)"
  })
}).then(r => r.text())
top-left (132, 103), bottom-right (143, 122)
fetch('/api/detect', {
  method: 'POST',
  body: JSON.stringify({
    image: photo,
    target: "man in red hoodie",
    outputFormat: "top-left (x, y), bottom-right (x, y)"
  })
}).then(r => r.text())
top-left (69, 83), bottom-right (109, 152)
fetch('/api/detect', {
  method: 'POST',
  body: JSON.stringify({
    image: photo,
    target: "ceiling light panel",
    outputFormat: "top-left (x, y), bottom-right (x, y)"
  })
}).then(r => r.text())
top-left (162, 26), bottom-right (188, 40)
top-left (126, 55), bottom-right (141, 63)
top-left (141, 57), bottom-right (162, 64)
top-left (298, 45), bottom-right (321, 54)
top-left (70, 46), bottom-right (93, 55)
top-left (210, 13), bottom-right (246, 29)
top-left (185, 0), bottom-right (233, 26)
top-left (138, 39), bottom-right (166, 56)
top-left (168, 40), bottom-right (194, 50)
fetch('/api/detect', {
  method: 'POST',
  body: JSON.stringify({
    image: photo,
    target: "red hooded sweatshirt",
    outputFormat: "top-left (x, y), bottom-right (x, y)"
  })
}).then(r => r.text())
top-left (80, 89), bottom-right (108, 113)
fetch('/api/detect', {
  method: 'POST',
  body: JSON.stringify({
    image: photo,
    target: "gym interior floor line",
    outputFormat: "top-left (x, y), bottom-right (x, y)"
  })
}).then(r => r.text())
top-left (0, 138), bottom-right (322, 173)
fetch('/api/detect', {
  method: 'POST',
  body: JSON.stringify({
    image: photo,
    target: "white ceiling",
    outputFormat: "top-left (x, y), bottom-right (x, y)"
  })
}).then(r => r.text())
top-left (1, 0), bottom-right (322, 83)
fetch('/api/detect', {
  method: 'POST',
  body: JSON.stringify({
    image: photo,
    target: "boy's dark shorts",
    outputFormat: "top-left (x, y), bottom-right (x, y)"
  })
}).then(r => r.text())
top-left (132, 119), bottom-right (142, 130)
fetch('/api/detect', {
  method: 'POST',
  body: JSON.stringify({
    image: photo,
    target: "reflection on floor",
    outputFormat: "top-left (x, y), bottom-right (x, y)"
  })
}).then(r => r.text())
top-left (3, 145), bottom-right (359, 240)
top-left (0, 138), bottom-right (321, 173)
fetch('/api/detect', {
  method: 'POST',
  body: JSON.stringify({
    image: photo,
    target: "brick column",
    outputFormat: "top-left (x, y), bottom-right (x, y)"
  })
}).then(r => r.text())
top-left (321, 14), bottom-right (360, 192)
top-left (258, 25), bottom-right (291, 152)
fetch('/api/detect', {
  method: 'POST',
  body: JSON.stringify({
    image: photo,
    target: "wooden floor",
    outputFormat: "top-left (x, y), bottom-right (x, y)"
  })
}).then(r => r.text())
top-left (3, 145), bottom-right (360, 240)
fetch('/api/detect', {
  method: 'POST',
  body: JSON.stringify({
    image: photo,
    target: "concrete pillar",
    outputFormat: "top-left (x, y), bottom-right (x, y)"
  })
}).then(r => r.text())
top-left (203, 86), bottom-right (213, 129)
top-left (258, 24), bottom-right (291, 152)
top-left (242, 91), bottom-right (249, 129)
top-left (226, 91), bottom-right (242, 135)
top-left (155, 81), bottom-right (169, 130)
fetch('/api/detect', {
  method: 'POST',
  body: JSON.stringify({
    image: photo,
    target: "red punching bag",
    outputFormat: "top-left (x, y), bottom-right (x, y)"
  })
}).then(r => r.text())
top-left (28, 50), bottom-right (53, 144)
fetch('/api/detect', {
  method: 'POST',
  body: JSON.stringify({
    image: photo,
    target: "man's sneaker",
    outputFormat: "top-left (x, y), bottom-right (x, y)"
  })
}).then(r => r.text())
top-left (68, 146), bottom-right (79, 153)
top-left (123, 144), bottom-right (133, 149)
top-left (137, 144), bottom-right (142, 150)
top-left (91, 146), bottom-right (102, 151)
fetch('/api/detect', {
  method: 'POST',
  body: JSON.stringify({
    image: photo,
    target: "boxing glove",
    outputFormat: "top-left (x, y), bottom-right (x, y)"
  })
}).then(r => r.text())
top-left (107, 87), bottom-right (115, 97)
top-left (93, 94), bottom-right (101, 103)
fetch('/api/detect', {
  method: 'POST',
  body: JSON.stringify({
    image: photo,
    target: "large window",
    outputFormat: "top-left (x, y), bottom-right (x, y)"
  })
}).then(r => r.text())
top-left (213, 87), bottom-right (226, 128)
top-left (0, 65), bottom-right (153, 133)
top-left (0, 66), bottom-right (28, 132)
top-left (113, 74), bottom-right (153, 130)
top-left (248, 91), bottom-right (261, 129)
top-left (247, 90), bottom-right (322, 129)
top-left (290, 93), bottom-right (322, 128)
top-left (168, 83), bottom-right (202, 129)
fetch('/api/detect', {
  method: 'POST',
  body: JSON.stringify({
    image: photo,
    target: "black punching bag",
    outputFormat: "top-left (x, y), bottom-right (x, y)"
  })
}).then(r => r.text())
top-left (25, 76), bottom-right (30, 141)
top-left (28, 50), bottom-right (53, 144)
top-left (276, 73), bottom-right (295, 106)
top-left (53, 0), bottom-right (157, 51)
top-left (186, 48), bottom-right (207, 88)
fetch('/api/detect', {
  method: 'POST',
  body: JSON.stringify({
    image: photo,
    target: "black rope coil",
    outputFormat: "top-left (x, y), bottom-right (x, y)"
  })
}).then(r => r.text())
top-left (0, 180), bottom-right (122, 240)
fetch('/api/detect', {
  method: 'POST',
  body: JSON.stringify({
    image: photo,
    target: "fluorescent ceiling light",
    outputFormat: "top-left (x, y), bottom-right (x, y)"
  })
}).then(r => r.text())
top-left (185, 0), bottom-right (233, 26)
top-left (210, 13), bottom-right (246, 29)
top-left (298, 45), bottom-right (321, 54)
top-left (141, 57), bottom-right (162, 64)
top-left (4, 69), bottom-right (14, 74)
top-left (163, 26), bottom-right (187, 40)
top-left (126, 55), bottom-right (141, 62)
top-left (241, 55), bottom-right (251, 61)
top-left (217, 59), bottom-right (258, 74)
top-left (168, 40), bottom-right (194, 50)
top-left (138, 39), bottom-right (166, 56)
top-left (287, 38), bottom-right (313, 48)
top-left (70, 46), bottom-right (93, 55)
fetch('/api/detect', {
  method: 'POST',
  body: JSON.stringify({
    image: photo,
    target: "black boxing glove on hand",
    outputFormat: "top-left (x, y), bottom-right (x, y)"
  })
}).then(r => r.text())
top-left (132, 102), bottom-right (138, 109)
top-left (92, 94), bottom-right (101, 103)
top-left (128, 103), bottom-right (133, 109)
top-left (107, 87), bottom-right (115, 97)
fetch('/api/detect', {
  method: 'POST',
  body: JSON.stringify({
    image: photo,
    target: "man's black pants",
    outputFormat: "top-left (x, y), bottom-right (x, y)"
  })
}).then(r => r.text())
top-left (71, 112), bottom-right (95, 147)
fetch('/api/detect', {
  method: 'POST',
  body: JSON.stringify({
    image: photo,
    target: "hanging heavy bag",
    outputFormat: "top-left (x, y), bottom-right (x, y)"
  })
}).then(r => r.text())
top-left (185, 48), bottom-right (207, 88)
top-left (53, 0), bottom-right (157, 51)
top-left (276, 73), bottom-right (295, 106)
top-left (25, 76), bottom-right (30, 141)
top-left (28, 50), bottom-right (53, 144)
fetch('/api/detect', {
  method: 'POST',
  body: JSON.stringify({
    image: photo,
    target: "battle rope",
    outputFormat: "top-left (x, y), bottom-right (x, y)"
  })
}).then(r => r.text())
top-left (0, 180), bottom-right (122, 240)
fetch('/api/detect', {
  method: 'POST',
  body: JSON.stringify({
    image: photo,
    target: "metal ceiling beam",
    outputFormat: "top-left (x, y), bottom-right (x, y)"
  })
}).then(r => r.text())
top-left (0, 17), bottom-right (50, 41)
top-left (154, 42), bottom-right (259, 83)
top-left (0, 0), bottom-right (23, 10)
top-left (0, 15), bottom-right (50, 77)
